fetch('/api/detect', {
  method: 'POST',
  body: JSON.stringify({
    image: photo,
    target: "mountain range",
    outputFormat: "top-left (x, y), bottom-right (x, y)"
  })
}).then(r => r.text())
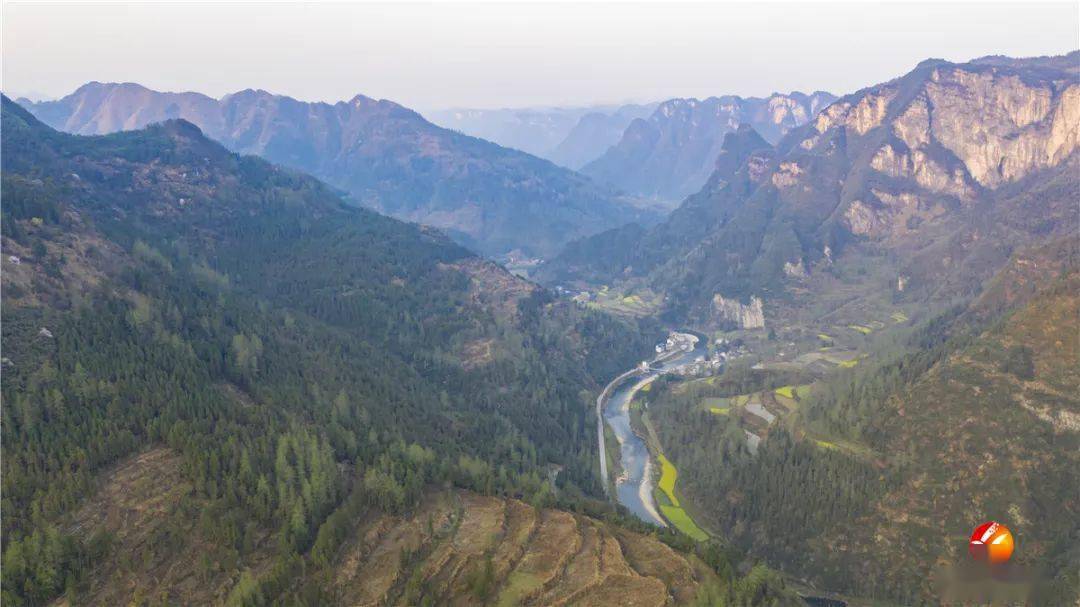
top-left (19, 84), bottom-right (656, 258)
top-left (546, 103), bottom-right (660, 169)
top-left (580, 92), bottom-right (836, 202)
top-left (4, 46), bottom-right (1079, 607)
top-left (539, 51), bottom-right (1079, 602)
top-left (424, 105), bottom-right (601, 159)
top-left (0, 91), bottom-right (811, 606)
top-left (426, 103), bottom-right (658, 165)
top-left (543, 54), bottom-right (1078, 326)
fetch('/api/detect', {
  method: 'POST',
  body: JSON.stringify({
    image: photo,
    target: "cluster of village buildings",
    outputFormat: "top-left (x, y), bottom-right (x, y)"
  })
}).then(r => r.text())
top-left (652, 334), bottom-right (750, 377)
top-left (654, 332), bottom-right (695, 355)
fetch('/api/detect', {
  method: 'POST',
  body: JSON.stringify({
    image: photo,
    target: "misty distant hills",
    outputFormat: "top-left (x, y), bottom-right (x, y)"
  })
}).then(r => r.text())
top-left (20, 83), bottom-right (656, 257)
top-left (425, 105), bottom-right (595, 158)
top-left (426, 102), bottom-right (659, 170)
top-left (581, 92), bottom-right (835, 202)
top-left (547, 103), bottom-right (659, 169)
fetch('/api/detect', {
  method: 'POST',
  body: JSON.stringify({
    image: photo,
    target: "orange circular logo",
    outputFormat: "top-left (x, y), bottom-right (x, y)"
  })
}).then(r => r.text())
top-left (969, 521), bottom-right (1014, 565)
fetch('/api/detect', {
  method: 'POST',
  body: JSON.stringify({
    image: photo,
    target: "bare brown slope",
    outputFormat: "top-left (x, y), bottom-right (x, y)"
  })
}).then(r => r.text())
top-left (51, 448), bottom-right (722, 606)
top-left (48, 448), bottom-right (278, 607)
top-left (322, 491), bottom-right (718, 606)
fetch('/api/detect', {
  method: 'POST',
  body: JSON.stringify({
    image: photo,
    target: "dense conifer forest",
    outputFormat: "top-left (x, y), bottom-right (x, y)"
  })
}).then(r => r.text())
top-left (0, 97), bottom-right (667, 604)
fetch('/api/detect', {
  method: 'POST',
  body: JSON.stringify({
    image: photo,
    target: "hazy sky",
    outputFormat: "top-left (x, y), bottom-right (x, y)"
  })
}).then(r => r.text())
top-left (3, 2), bottom-right (1078, 110)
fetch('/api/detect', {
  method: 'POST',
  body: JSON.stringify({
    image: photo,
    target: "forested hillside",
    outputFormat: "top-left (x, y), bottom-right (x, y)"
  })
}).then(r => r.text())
top-left (543, 52), bottom-right (1080, 605)
top-left (34, 446), bottom-right (802, 607)
top-left (640, 238), bottom-right (1079, 604)
top-left (21, 84), bottom-right (655, 258)
top-left (0, 96), bottom-right (667, 605)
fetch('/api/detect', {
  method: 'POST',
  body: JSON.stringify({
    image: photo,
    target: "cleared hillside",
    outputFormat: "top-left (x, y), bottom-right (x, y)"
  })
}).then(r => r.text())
top-left (39, 447), bottom-right (804, 606)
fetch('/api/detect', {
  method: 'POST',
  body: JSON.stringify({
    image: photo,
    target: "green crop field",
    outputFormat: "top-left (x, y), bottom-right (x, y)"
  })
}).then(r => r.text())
top-left (655, 454), bottom-right (710, 541)
top-left (774, 385), bottom-right (797, 399)
top-left (660, 505), bottom-right (709, 541)
top-left (731, 394), bottom-right (751, 407)
top-left (587, 287), bottom-right (663, 317)
top-left (657, 453), bottom-right (680, 507)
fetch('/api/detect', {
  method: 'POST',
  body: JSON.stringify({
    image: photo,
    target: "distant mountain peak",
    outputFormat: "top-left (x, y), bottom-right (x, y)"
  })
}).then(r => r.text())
top-left (18, 83), bottom-right (651, 257)
top-left (345, 93), bottom-right (376, 106)
top-left (155, 117), bottom-right (208, 139)
top-left (582, 90), bottom-right (835, 201)
top-left (543, 51), bottom-right (1078, 328)
top-left (724, 123), bottom-right (771, 151)
top-left (71, 81), bottom-right (172, 98)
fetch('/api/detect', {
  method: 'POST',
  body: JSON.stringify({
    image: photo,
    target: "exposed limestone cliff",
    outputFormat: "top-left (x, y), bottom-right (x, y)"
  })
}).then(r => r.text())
top-left (893, 95), bottom-right (932, 149)
top-left (870, 143), bottom-right (975, 199)
top-left (813, 101), bottom-right (849, 133)
top-left (540, 53), bottom-right (1078, 330)
top-left (713, 294), bottom-right (765, 329)
top-left (746, 153), bottom-right (772, 183)
top-left (783, 259), bottom-right (808, 278)
top-left (849, 89), bottom-right (896, 135)
top-left (771, 161), bottom-right (804, 189)
top-left (825, 60), bottom-right (1079, 240)
top-left (811, 61), bottom-right (1078, 204)
top-left (811, 88), bottom-right (895, 136)
top-left (925, 68), bottom-right (1079, 188)
top-left (844, 188), bottom-right (950, 240)
top-left (767, 95), bottom-right (810, 126)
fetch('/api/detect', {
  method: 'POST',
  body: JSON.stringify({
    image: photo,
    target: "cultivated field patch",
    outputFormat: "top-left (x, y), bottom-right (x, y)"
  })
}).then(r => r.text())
top-left (654, 454), bottom-right (709, 541)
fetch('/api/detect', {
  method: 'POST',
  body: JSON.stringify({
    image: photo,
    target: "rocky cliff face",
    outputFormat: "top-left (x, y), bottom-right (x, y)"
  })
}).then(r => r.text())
top-left (712, 294), bottom-right (765, 329)
top-left (540, 53), bottom-right (1079, 329)
top-left (581, 91), bottom-right (836, 201)
top-left (794, 57), bottom-right (1080, 241)
top-left (21, 84), bottom-right (653, 257)
top-left (925, 67), bottom-right (1078, 187)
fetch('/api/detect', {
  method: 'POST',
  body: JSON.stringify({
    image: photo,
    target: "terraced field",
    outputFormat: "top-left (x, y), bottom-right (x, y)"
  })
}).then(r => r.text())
top-left (328, 489), bottom-right (717, 606)
top-left (584, 286), bottom-right (664, 318)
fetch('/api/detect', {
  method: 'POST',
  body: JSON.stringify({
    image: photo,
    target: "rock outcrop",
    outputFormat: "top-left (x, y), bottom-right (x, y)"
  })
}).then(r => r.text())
top-left (539, 52), bottom-right (1079, 328)
top-left (713, 295), bottom-right (765, 329)
top-left (924, 68), bottom-right (1079, 188)
top-left (802, 55), bottom-right (1080, 242)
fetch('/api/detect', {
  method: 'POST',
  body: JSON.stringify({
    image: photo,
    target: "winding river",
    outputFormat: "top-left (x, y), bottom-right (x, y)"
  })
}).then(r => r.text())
top-left (600, 336), bottom-right (708, 525)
